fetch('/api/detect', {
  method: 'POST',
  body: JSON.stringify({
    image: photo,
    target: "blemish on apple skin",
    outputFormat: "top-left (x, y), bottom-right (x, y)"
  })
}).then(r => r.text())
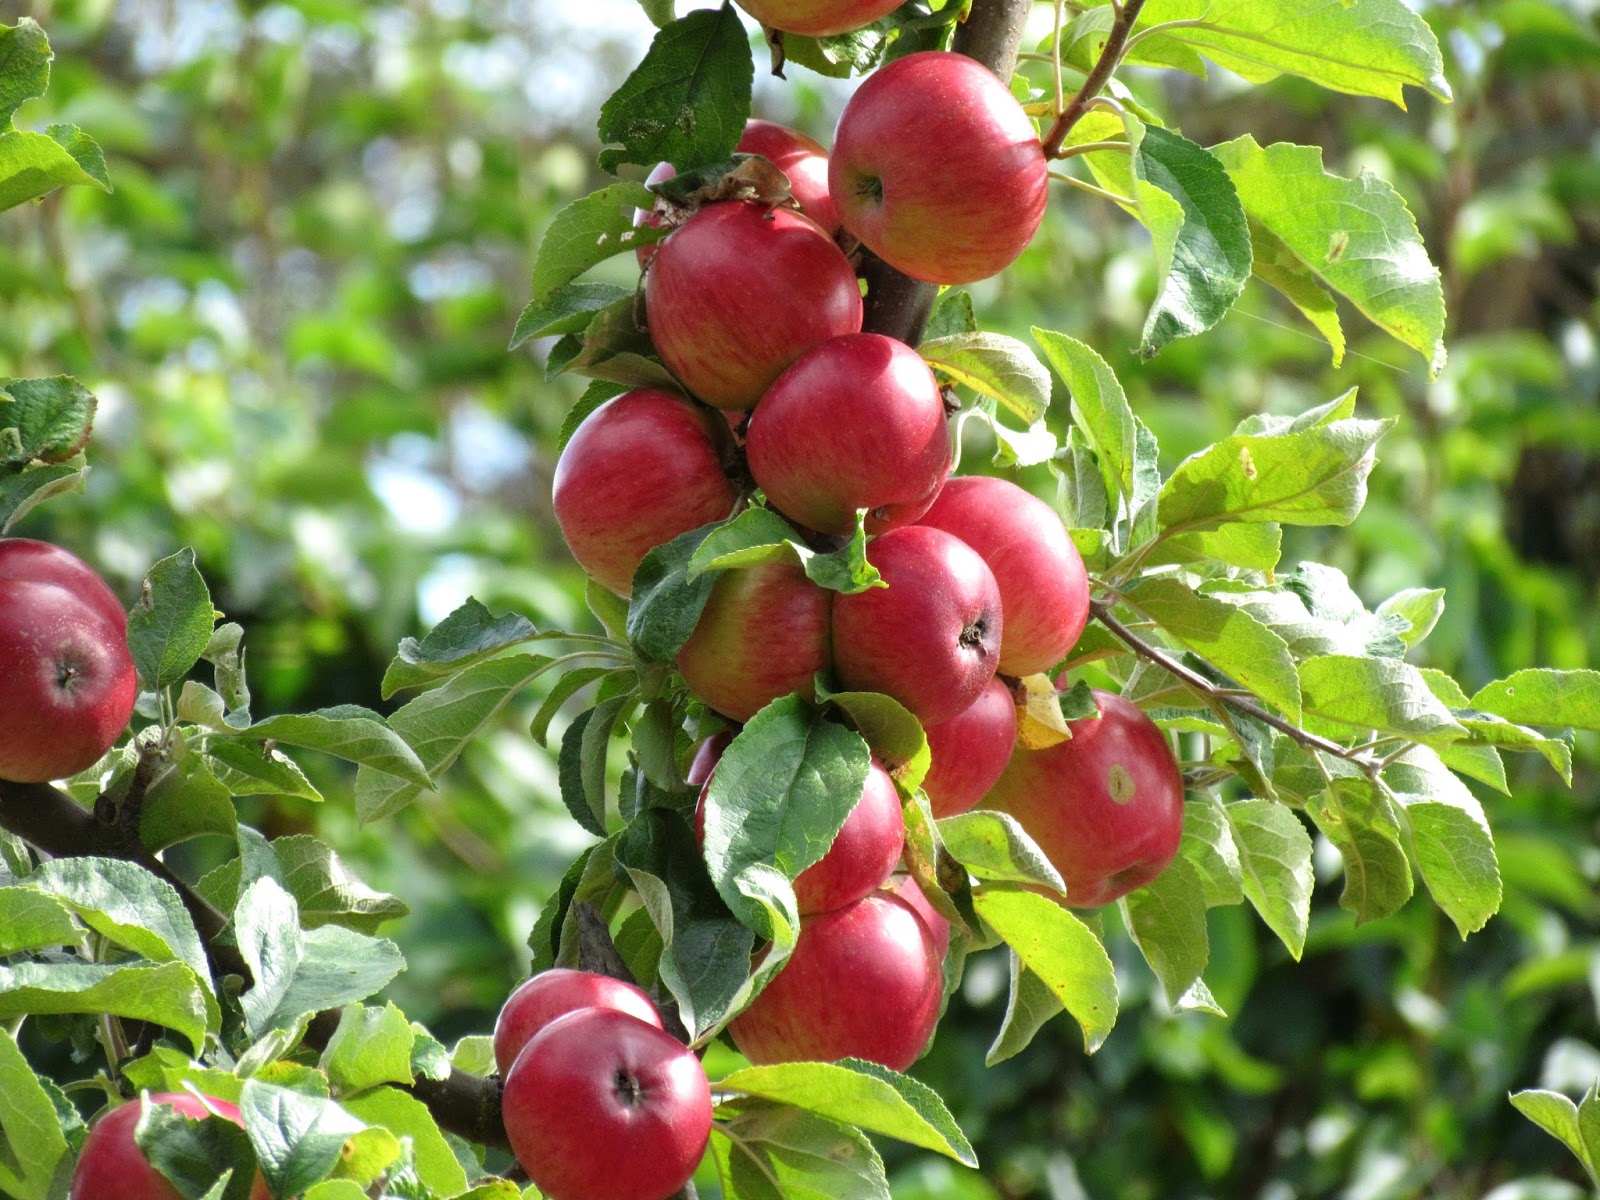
top-left (1108, 763), bottom-right (1136, 805)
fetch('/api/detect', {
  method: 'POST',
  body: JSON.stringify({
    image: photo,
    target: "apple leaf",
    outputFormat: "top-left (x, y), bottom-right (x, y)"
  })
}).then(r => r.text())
top-left (1299, 654), bottom-right (1465, 741)
top-left (628, 522), bottom-right (727, 662)
top-left (986, 954), bottom-right (1065, 1066)
top-left (0, 960), bottom-right (211, 1053)
top-left (240, 1080), bottom-right (368, 1200)
top-left (1470, 669), bottom-right (1600, 732)
top-left (1306, 777), bottom-right (1414, 925)
top-left (557, 380), bottom-right (628, 453)
top-left (135, 1100), bottom-right (260, 1200)
top-left (710, 1102), bottom-right (892, 1200)
top-left (918, 332), bottom-right (1051, 425)
top-left (0, 20), bottom-right (53, 129)
top-left (528, 182), bottom-right (661, 302)
top-left (0, 887), bottom-right (81, 956)
top-left (319, 1003), bottom-right (416, 1095)
top-left (1122, 0), bottom-right (1450, 106)
top-left (1203, 569), bottom-right (1409, 661)
top-left (0, 1026), bottom-right (74, 1200)
top-left (596, 6), bottom-right (752, 174)
top-left (971, 887), bottom-right (1118, 1053)
top-left (128, 548), bottom-right (217, 693)
top-left (819, 689), bottom-right (928, 791)
top-left (1511, 1087), bottom-right (1600, 1188)
top-left (1384, 748), bottom-right (1501, 937)
top-left (937, 811), bottom-right (1064, 894)
top-left (380, 597), bottom-right (557, 697)
top-left (1124, 578), bottom-right (1302, 721)
top-left (689, 505), bottom-right (884, 596)
top-left (1121, 857), bottom-right (1211, 1008)
top-left (1225, 799), bottom-right (1314, 959)
top-left (1245, 216), bottom-right (1347, 364)
top-left (614, 808), bottom-right (752, 1040)
top-left (557, 695), bottom-right (632, 837)
top-left (1210, 136), bottom-right (1446, 375)
top-left (701, 695), bottom-right (870, 939)
top-left (716, 1058), bottom-right (976, 1166)
top-left (0, 376), bottom-right (96, 466)
top-left (0, 456), bottom-right (88, 533)
top-left (227, 706), bottom-right (431, 790)
top-left (1177, 794), bottom-right (1243, 908)
top-left (0, 126), bottom-right (110, 213)
top-left (341, 1088), bottom-right (465, 1196)
top-left (205, 741), bottom-right (323, 804)
top-left (194, 835), bottom-right (406, 937)
top-left (1128, 128), bottom-right (1251, 358)
top-left (1377, 587), bottom-right (1447, 650)
top-left (923, 290), bottom-right (977, 342)
top-left (509, 282), bottom-right (633, 350)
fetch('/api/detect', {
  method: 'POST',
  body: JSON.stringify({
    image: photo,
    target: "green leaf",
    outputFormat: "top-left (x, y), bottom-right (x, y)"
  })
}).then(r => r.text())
top-left (972, 887), bottom-right (1118, 1052)
top-left (1511, 1089), bottom-right (1599, 1186)
top-left (627, 523), bottom-right (724, 663)
top-left (919, 332), bottom-right (1051, 424)
top-left (341, 1087), bottom-right (469, 1197)
top-left (43, 122), bottom-right (108, 188)
top-left (1307, 777), bottom-right (1413, 924)
top-left (24, 856), bottom-right (214, 1003)
top-left (1299, 654), bottom-right (1465, 741)
top-left (1121, 857), bottom-right (1210, 1006)
top-left (1246, 217), bottom-right (1346, 364)
top-left (1384, 747), bottom-right (1501, 937)
top-left (717, 1058), bottom-right (976, 1166)
top-left (0, 127), bottom-right (110, 212)
top-left (205, 741), bottom-right (323, 804)
top-left (822, 690), bottom-right (928, 791)
top-left (596, 6), bottom-right (753, 174)
top-left (1129, 127), bottom-right (1250, 357)
top-left (0, 960), bottom-right (210, 1053)
top-left (0, 376), bottom-right (96, 466)
top-left (200, 836), bottom-right (407, 936)
top-left (0, 20), bottom-right (52, 129)
top-left (530, 665), bottom-right (619, 748)
top-left (0, 1026), bottom-right (72, 1200)
top-left (0, 457), bottom-right (88, 533)
top-left (1158, 415), bottom-right (1394, 534)
top-left (923, 290), bottom-right (977, 342)
top-left (1127, 0), bottom-right (1450, 105)
top-left (1225, 799), bottom-right (1314, 959)
top-left (135, 1098), bottom-right (259, 1200)
top-left (229, 706), bottom-right (430, 790)
top-left (938, 810), bottom-right (1064, 893)
top-left (359, 654), bottom-right (567, 822)
top-left (553, 294), bottom-right (678, 390)
top-left (613, 809), bottom-right (752, 1040)
top-left (127, 548), bottom-right (216, 693)
top-left (140, 744), bottom-right (239, 853)
top-left (509, 282), bottom-right (633, 350)
top-left (557, 696), bottom-right (630, 837)
top-left (234, 877), bottom-right (405, 1038)
top-left (320, 1003), bottom-right (416, 1095)
top-left (380, 598), bottom-right (562, 696)
top-left (1178, 794), bottom-right (1243, 908)
top-left (529, 182), bottom-right (661, 302)
top-left (711, 1102), bottom-right (891, 1200)
top-left (240, 1080), bottom-right (366, 1200)
top-left (1376, 587), bottom-right (1446, 650)
top-left (986, 954), bottom-right (1065, 1067)
top-left (0, 886), bottom-right (80, 955)
top-left (702, 695), bottom-right (870, 937)
top-left (688, 506), bottom-right (884, 595)
top-left (1211, 136), bottom-right (1446, 374)
top-left (1124, 578), bottom-right (1301, 720)
top-left (1470, 669), bottom-right (1600, 732)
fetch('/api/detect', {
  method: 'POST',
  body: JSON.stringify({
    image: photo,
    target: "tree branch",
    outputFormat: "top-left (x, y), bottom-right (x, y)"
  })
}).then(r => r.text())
top-left (1039, 0), bottom-right (1148, 158)
top-left (859, 0), bottom-right (1036, 346)
top-left (1087, 598), bottom-right (1382, 776)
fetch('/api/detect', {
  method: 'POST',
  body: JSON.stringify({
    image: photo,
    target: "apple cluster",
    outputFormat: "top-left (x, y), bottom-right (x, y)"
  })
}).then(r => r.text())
top-left (0, 538), bottom-right (136, 786)
top-left (493, 968), bottom-right (712, 1200)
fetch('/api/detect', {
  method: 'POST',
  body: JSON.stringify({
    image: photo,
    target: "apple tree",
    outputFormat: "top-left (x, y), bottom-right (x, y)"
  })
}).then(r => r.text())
top-left (1, 2), bottom-right (1597, 1197)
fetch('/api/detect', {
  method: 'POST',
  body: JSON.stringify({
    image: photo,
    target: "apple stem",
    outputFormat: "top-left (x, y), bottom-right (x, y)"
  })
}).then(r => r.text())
top-left (1039, 0), bottom-right (1149, 159)
top-left (1087, 597), bottom-right (1386, 777)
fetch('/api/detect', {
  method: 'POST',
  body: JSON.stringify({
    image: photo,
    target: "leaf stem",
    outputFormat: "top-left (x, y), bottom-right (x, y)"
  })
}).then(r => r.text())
top-left (1055, 140), bottom-right (1133, 159)
top-left (1041, 0), bottom-right (1149, 157)
top-left (1048, 171), bottom-right (1136, 207)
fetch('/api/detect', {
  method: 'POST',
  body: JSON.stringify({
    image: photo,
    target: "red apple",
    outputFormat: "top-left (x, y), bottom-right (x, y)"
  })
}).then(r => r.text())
top-left (677, 560), bottom-right (830, 722)
top-left (493, 968), bottom-right (663, 1077)
top-left (830, 526), bottom-right (1002, 726)
top-left (728, 891), bottom-right (941, 1070)
top-left (503, 1008), bottom-right (711, 1200)
top-left (923, 676), bottom-right (1018, 818)
top-left (696, 750), bottom-right (906, 916)
top-left (551, 388), bottom-right (737, 597)
top-left (745, 333), bottom-right (951, 536)
top-left (917, 476), bottom-right (1089, 677)
top-left (686, 732), bottom-right (732, 787)
top-left (70, 1091), bottom-right (270, 1200)
top-left (645, 201), bottom-right (861, 410)
top-left (734, 0), bottom-right (902, 36)
top-left (738, 119), bottom-right (840, 236)
top-left (830, 51), bottom-right (1048, 284)
top-left (0, 566), bottom-right (137, 785)
top-left (632, 160), bottom-right (678, 268)
top-left (887, 874), bottom-right (951, 959)
top-left (987, 689), bottom-right (1184, 908)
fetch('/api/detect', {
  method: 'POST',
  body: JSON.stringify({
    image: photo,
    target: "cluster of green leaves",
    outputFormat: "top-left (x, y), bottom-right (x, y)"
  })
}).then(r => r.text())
top-left (0, 20), bottom-right (108, 214)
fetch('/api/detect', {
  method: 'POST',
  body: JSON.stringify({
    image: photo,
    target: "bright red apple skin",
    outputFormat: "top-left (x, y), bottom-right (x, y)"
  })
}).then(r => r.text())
top-left (0, 578), bottom-right (137, 784)
top-left (552, 388), bottom-right (737, 597)
top-left (987, 689), bottom-right (1185, 908)
top-left (734, 0), bottom-right (903, 36)
top-left (646, 201), bottom-right (862, 410)
top-left (696, 753), bottom-right (906, 916)
top-left (70, 1092), bottom-right (270, 1200)
top-left (0, 538), bottom-right (127, 631)
top-left (746, 333), bottom-right (951, 536)
top-left (686, 732), bottom-right (732, 787)
top-left (917, 476), bottom-right (1089, 677)
top-left (493, 968), bottom-right (663, 1077)
top-left (830, 51), bottom-right (1048, 284)
top-left (503, 1008), bottom-right (712, 1200)
top-left (923, 676), bottom-right (1018, 818)
top-left (728, 891), bottom-right (941, 1070)
top-left (830, 526), bottom-right (1002, 726)
top-left (887, 874), bottom-right (951, 959)
top-left (677, 560), bottom-right (831, 722)
top-left (738, 120), bottom-right (840, 235)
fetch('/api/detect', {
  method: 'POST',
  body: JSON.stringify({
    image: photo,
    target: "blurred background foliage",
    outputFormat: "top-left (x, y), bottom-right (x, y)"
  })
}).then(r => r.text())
top-left (3, 0), bottom-right (1600, 1195)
